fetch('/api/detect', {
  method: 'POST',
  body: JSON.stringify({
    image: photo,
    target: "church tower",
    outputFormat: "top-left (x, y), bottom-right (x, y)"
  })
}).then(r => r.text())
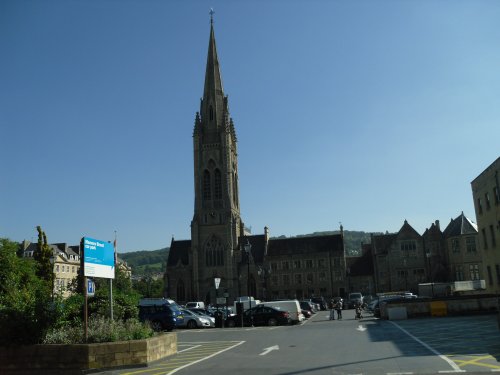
top-left (190, 15), bottom-right (243, 301)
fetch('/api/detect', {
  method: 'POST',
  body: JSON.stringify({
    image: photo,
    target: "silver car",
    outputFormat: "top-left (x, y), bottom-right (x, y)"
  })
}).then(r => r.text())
top-left (179, 309), bottom-right (212, 329)
top-left (188, 309), bottom-right (215, 327)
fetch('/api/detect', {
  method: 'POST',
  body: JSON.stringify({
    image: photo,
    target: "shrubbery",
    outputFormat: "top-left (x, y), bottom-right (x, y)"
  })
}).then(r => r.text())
top-left (43, 315), bottom-right (153, 344)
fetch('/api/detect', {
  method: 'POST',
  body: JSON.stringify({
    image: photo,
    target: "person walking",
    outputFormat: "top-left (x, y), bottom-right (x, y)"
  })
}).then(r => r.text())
top-left (335, 299), bottom-right (343, 320)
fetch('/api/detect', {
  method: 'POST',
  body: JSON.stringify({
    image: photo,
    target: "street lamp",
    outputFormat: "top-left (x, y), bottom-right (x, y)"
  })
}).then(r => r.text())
top-left (258, 265), bottom-right (272, 301)
top-left (244, 240), bottom-right (253, 326)
top-left (426, 250), bottom-right (434, 298)
top-left (403, 259), bottom-right (408, 291)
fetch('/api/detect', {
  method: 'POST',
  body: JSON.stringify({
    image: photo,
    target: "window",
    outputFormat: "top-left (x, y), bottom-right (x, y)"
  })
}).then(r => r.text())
top-left (305, 260), bottom-right (313, 268)
top-left (203, 170), bottom-right (211, 200)
top-left (177, 280), bottom-right (185, 302)
top-left (400, 241), bottom-right (417, 251)
top-left (494, 186), bottom-right (500, 205)
top-left (294, 274), bottom-right (302, 284)
top-left (306, 273), bottom-right (314, 284)
top-left (319, 272), bottom-right (326, 281)
top-left (451, 238), bottom-right (460, 253)
top-left (271, 275), bottom-right (278, 286)
top-left (466, 237), bottom-right (477, 253)
top-left (490, 225), bottom-right (497, 247)
top-left (282, 274), bottom-right (290, 285)
top-left (293, 260), bottom-right (301, 269)
top-left (209, 105), bottom-right (214, 121)
top-left (455, 265), bottom-right (464, 281)
top-left (270, 262), bottom-right (278, 271)
top-left (482, 229), bottom-right (489, 250)
top-left (56, 265), bottom-right (59, 272)
top-left (487, 266), bottom-right (493, 286)
top-left (204, 235), bottom-right (224, 267)
top-left (282, 261), bottom-right (289, 270)
top-left (214, 169), bottom-right (222, 199)
top-left (469, 264), bottom-right (480, 280)
top-left (335, 270), bottom-right (343, 281)
top-left (477, 197), bottom-right (483, 214)
top-left (72, 266), bottom-right (75, 273)
top-left (318, 259), bottom-right (325, 268)
top-left (333, 257), bottom-right (341, 267)
top-left (485, 193), bottom-right (491, 210)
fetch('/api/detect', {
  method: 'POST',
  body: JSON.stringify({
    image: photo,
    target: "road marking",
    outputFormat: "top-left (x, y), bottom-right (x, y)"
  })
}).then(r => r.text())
top-left (177, 344), bottom-right (201, 353)
top-left (390, 321), bottom-right (462, 372)
top-left (259, 345), bottom-right (279, 356)
top-left (356, 325), bottom-right (366, 331)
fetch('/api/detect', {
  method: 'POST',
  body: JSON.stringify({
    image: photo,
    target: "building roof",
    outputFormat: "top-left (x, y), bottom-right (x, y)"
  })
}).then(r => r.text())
top-left (267, 235), bottom-right (344, 257)
top-left (167, 239), bottom-right (191, 267)
top-left (443, 212), bottom-right (478, 237)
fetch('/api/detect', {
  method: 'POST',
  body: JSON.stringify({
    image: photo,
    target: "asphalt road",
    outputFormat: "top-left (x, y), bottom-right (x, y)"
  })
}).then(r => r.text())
top-left (98, 309), bottom-right (500, 375)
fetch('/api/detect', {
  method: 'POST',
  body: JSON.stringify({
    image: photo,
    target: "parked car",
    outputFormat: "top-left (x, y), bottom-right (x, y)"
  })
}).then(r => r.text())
top-left (300, 301), bottom-right (317, 314)
top-left (138, 298), bottom-right (184, 331)
top-left (302, 309), bottom-right (312, 319)
top-left (311, 297), bottom-right (328, 310)
top-left (179, 308), bottom-right (211, 328)
top-left (347, 292), bottom-right (364, 309)
top-left (188, 309), bottom-right (215, 327)
top-left (260, 300), bottom-right (305, 323)
top-left (225, 305), bottom-right (291, 327)
top-left (185, 301), bottom-right (205, 309)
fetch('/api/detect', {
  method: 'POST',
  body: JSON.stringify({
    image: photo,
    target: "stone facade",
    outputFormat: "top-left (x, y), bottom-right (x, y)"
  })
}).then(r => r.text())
top-left (471, 157), bottom-right (500, 293)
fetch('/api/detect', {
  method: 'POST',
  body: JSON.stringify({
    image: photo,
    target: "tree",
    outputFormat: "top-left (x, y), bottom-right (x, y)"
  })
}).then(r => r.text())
top-left (34, 226), bottom-right (54, 286)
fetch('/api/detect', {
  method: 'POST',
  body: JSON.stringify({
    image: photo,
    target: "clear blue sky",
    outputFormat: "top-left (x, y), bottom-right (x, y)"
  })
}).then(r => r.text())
top-left (1, 0), bottom-right (499, 253)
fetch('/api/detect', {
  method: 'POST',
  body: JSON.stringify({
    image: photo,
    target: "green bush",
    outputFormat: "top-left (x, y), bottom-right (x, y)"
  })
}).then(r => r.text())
top-left (42, 316), bottom-right (154, 344)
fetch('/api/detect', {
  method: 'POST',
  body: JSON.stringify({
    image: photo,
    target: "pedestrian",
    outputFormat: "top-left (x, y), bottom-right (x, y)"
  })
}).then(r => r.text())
top-left (335, 300), bottom-right (342, 320)
top-left (329, 299), bottom-right (335, 320)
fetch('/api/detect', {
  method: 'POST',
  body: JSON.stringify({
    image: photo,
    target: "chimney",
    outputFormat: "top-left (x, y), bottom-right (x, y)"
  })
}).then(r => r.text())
top-left (435, 220), bottom-right (440, 230)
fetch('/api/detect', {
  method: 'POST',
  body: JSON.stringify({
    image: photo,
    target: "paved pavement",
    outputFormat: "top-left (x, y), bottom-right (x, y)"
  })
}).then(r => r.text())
top-left (95, 311), bottom-right (500, 375)
top-left (390, 314), bottom-right (500, 372)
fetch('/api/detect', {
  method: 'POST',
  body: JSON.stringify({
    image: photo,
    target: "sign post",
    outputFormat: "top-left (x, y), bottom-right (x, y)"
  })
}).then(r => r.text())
top-left (82, 236), bottom-right (116, 342)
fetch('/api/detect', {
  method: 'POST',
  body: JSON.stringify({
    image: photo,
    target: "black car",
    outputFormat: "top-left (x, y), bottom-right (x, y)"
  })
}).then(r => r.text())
top-left (138, 299), bottom-right (184, 331)
top-left (225, 305), bottom-right (291, 327)
top-left (300, 300), bottom-right (317, 314)
top-left (311, 296), bottom-right (328, 310)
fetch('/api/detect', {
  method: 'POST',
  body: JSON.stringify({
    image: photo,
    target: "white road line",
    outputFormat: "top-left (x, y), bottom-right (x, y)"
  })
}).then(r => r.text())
top-left (389, 321), bottom-right (462, 372)
top-left (167, 341), bottom-right (245, 374)
top-left (387, 372), bottom-right (413, 375)
top-left (177, 344), bottom-right (201, 353)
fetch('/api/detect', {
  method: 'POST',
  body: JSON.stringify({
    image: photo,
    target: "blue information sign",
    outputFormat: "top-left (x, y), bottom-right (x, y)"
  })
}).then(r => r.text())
top-left (83, 237), bottom-right (115, 279)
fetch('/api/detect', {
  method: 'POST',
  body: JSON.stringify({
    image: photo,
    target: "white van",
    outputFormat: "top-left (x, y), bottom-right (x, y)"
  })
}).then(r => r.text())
top-left (260, 300), bottom-right (305, 324)
top-left (185, 301), bottom-right (205, 309)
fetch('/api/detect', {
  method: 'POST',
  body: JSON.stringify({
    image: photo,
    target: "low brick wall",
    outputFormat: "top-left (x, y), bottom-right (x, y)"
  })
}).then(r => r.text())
top-left (0, 333), bottom-right (177, 375)
top-left (380, 295), bottom-right (498, 320)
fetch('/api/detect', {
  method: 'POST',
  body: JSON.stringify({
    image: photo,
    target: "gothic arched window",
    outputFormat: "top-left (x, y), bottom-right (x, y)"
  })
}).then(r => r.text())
top-left (204, 235), bottom-right (224, 267)
top-left (214, 169), bottom-right (222, 199)
top-left (209, 105), bottom-right (214, 121)
top-left (203, 170), bottom-right (211, 200)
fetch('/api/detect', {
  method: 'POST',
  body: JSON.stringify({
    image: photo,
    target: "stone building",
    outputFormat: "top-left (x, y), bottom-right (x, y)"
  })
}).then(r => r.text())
top-left (165, 19), bottom-right (347, 304)
top-left (471, 157), bottom-right (500, 293)
top-left (371, 220), bottom-right (427, 294)
top-left (442, 212), bottom-right (481, 283)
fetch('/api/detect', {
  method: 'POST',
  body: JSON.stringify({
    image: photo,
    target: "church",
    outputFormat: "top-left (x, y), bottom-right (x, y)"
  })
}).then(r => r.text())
top-left (165, 17), bottom-right (348, 305)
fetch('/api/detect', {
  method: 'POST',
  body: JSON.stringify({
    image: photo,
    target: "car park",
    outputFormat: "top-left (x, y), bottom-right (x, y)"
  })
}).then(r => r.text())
top-left (225, 305), bottom-right (291, 327)
top-left (138, 298), bottom-right (184, 331)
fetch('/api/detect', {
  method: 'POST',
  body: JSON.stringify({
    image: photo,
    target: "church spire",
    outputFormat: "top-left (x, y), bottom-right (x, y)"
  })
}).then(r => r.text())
top-left (202, 9), bottom-right (225, 128)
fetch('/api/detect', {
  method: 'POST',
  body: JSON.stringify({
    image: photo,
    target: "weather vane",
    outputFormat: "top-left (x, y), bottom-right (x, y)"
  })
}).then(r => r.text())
top-left (209, 8), bottom-right (215, 24)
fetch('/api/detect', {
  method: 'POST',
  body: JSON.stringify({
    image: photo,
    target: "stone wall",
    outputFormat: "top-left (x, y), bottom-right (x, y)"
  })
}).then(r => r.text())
top-left (0, 333), bottom-right (177, 375)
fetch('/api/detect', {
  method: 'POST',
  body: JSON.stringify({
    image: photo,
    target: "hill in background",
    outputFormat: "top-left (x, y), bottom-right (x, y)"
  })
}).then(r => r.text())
top-left (119, 248), bottom-right (169, 277)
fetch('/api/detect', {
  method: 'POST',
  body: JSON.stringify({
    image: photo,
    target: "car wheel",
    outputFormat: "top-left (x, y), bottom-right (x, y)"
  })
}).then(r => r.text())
top-left (151, 321), bottom-right (162, 332)
top-left (226, 319), bottom-right (236, 328)
top-left (267, 318), bottom-right (278, 326)
top-left (187, 320), bottom-right (197, 329)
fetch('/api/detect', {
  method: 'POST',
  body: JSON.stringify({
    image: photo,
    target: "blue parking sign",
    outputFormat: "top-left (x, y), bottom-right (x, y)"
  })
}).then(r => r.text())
top-left (87, 279), bottom-right (95, 297)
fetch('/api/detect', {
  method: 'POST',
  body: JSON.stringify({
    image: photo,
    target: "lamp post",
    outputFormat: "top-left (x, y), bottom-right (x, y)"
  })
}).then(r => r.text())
top-left (258, 265), bottom-right (272, 301)
top-left (403, 259), bottom-right (408, 291)
top-left (426, 250), bottom-right (434, 298)
top-left (244, 240), bottom-right (253, 326)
